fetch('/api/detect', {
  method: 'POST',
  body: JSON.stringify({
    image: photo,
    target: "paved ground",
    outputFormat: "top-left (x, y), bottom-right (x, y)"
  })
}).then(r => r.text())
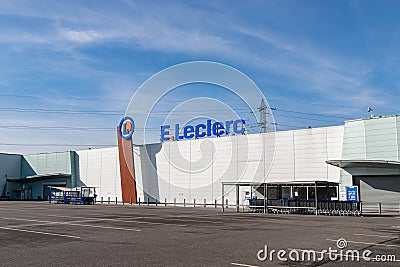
top-left (0, 202), bottom-right (399, 266)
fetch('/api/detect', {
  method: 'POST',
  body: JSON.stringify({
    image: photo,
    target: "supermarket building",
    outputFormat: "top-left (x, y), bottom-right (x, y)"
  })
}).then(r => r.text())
top-left (1, 114), bottom-right (400, 207)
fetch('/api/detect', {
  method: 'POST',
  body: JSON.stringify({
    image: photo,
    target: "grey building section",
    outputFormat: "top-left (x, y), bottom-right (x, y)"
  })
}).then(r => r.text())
top-left (328, 115), bottom-right (400, 206)
top-left (354, 176), bottom-right (400, 205)
top-left (2, 151), bottom-right (79, 200)
top-left (0, 153), bottom-right (22, 198)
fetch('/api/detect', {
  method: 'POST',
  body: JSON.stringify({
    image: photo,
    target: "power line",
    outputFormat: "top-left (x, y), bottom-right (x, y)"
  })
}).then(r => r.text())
top-left (0, 106), bottom-right (354, 121)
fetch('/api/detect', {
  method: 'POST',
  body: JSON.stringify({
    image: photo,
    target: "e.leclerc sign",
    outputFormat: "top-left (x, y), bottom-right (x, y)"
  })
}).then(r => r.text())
top-left (161, 119), bottom-right (245, 141)
top-left (119, 116), bottom-right (135, 140)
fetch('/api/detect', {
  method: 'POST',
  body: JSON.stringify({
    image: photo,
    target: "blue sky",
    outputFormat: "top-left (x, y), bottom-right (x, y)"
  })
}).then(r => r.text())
top-left (1, 0), bottom-right (400, 153)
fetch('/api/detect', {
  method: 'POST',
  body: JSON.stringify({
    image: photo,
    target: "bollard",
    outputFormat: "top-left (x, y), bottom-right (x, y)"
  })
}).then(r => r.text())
top-left (130, 197), bottom-right (132, 205)
top-left (204, 199), bottom-right (206, 208)
top-left (48, 195), bottom-right (51, 204)
top-left (184, 199), bottom-right (186, 207)
top-left (165, 198), bottom-right (167, 207)
top-left (156, 199), bottom-right (158, 206)
top-left (215, 199), bottom-right (217, 208)
top-left (101, 196), bottom-right (103, 204)
top-left (174, 198), bottom-right (176, 207)
top-left (226, 199), bottom-right (228, 208)
top-left (116, 197), bottom-right (118, 205)
top-left (194, 199), bottom-right (196, 207)
top-left (108, 197), bottom-right (110, 204)
top-left (138, 197), bottom-right (141, 205)
top-left (379, 203), bottom-right (382, 215)
top-left (147, 198), bottom-right (149, 206)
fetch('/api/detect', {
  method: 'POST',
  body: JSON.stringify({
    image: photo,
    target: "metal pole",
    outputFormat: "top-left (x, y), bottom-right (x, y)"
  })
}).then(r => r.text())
top-left (379, 203), bottom-right (382, 215)
top-left (315, 182), bottom-right (318, 216)
top-left (165, 198), bottom-right (167, 207)
top-left (101, 196), bottom-right (103, 204)
top-left (263, 183), bottom-right (267, 213)
top-left (138, 197), bottom-right (141, 205)
top-left (184, 199), bottom-right (186, 207)
top-left (265, 183), bottom-right (269, 214)
top-left (108, 196), bottom-right (110, 204)
top-left (116, 197), bottom-right (118, 205)
top-left (204, 199), bottom-right (206, 208)
top-left (155, 199), bottom-right (158, 206)
top-left (130, 197), bottom-right (132, 205)
top-left (174, 198), bottom-right (176, 207)
top-left (306, 186), bottom-right (309, 200)
top-left (222, 184), bottom-right (225, 212)
top-left (214, 199), bottom-right (217, 208)
top-left (226, 199), bottom-right (229, 208)
top-left (194, 199), bottom-right (196, 207)
top-left (147, 197), bottom-right (149, 206)
top-left (236, 184), bottom-right (239, 213)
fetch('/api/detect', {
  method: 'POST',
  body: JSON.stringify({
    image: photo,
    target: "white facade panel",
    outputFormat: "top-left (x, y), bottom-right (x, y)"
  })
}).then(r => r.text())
top-left (266, 131), bottom-right (295, 182)
top-left (77, 147), bottom-right (121, 201)
top-left (74, 124), bottom-right (345, 204)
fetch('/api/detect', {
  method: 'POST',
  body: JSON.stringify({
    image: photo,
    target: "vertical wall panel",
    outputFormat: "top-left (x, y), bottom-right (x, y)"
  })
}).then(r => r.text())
top-left (77, 148), bottom-right (122, 201)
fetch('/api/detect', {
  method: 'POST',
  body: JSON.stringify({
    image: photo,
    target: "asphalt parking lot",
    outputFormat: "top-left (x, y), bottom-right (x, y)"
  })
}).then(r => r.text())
top-left (0, 202), bottom-right (399, 266)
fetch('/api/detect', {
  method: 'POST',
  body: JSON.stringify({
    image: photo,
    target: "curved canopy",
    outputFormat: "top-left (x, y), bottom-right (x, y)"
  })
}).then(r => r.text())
top-left (326, 159), bottom-right (400, 169)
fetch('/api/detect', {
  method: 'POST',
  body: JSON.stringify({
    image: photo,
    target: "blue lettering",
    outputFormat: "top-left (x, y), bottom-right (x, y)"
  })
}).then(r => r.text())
top-left (233, 119), bottom-right (245, 134)
top-left (184, 125), bottom-right (194, 139)
top-left (161, 125), bottom-right (170, 141)
top-left (207, 119), bottom-right (212, 136)
top-left (225, 120), bottom-right (233, 134)
top-left (195, 124), bottom-right (206, 138)
top-left (175, 124), bottom-right (183, 140)
top-left (212, 122), bottom-right (224, 136)
top-left (161, 119), bottom-right (246, 141)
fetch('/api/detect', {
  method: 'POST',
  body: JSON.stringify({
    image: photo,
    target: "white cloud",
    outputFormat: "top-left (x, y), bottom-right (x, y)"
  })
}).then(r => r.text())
top-left (59, 28), bottom-right (101, 43)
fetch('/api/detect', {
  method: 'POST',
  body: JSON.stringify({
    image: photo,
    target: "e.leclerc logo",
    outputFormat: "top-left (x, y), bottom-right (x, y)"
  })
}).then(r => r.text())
top-left (161, 119), bottom-right (245, 141)
top-left (119, 116), bottom-right (135, 140)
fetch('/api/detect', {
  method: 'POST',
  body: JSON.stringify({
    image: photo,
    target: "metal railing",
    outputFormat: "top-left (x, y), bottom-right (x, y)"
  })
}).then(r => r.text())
top-left (91, 197), bottom-right (399, 216)
top-left (360, 202), bottom-right (400, 215)
top-left (248, 199), bottom-right (362, 216)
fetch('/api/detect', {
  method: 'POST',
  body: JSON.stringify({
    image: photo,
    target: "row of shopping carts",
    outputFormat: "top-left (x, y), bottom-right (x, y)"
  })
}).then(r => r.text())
top-left (248, 199), bottom-right (361, 216)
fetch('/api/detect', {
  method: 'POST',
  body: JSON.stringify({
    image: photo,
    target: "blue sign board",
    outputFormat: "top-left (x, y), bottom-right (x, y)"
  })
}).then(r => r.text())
top-left (346, 186), bottom-right (359, 202)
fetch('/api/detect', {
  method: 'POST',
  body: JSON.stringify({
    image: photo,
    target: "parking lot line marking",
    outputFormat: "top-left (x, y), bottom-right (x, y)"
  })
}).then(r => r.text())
top-left (47, 214), bottom-right (188, 227)
top-left (3, 218), bottom-right (125, 229)
top-left (354, 233), bottom-right (398, 238)
top-left (76, 212), bottom-right (223, 224)
top-left (133, 215), bottom-right (223, 224)
top-left (327, 239), bottom-right (400, 248)
top-left (0, 226), bottom-right (81, 239)
top-left (2, 217), bottom-right (142, 232)
top-left (230, 263), bottom-right (259, 267)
